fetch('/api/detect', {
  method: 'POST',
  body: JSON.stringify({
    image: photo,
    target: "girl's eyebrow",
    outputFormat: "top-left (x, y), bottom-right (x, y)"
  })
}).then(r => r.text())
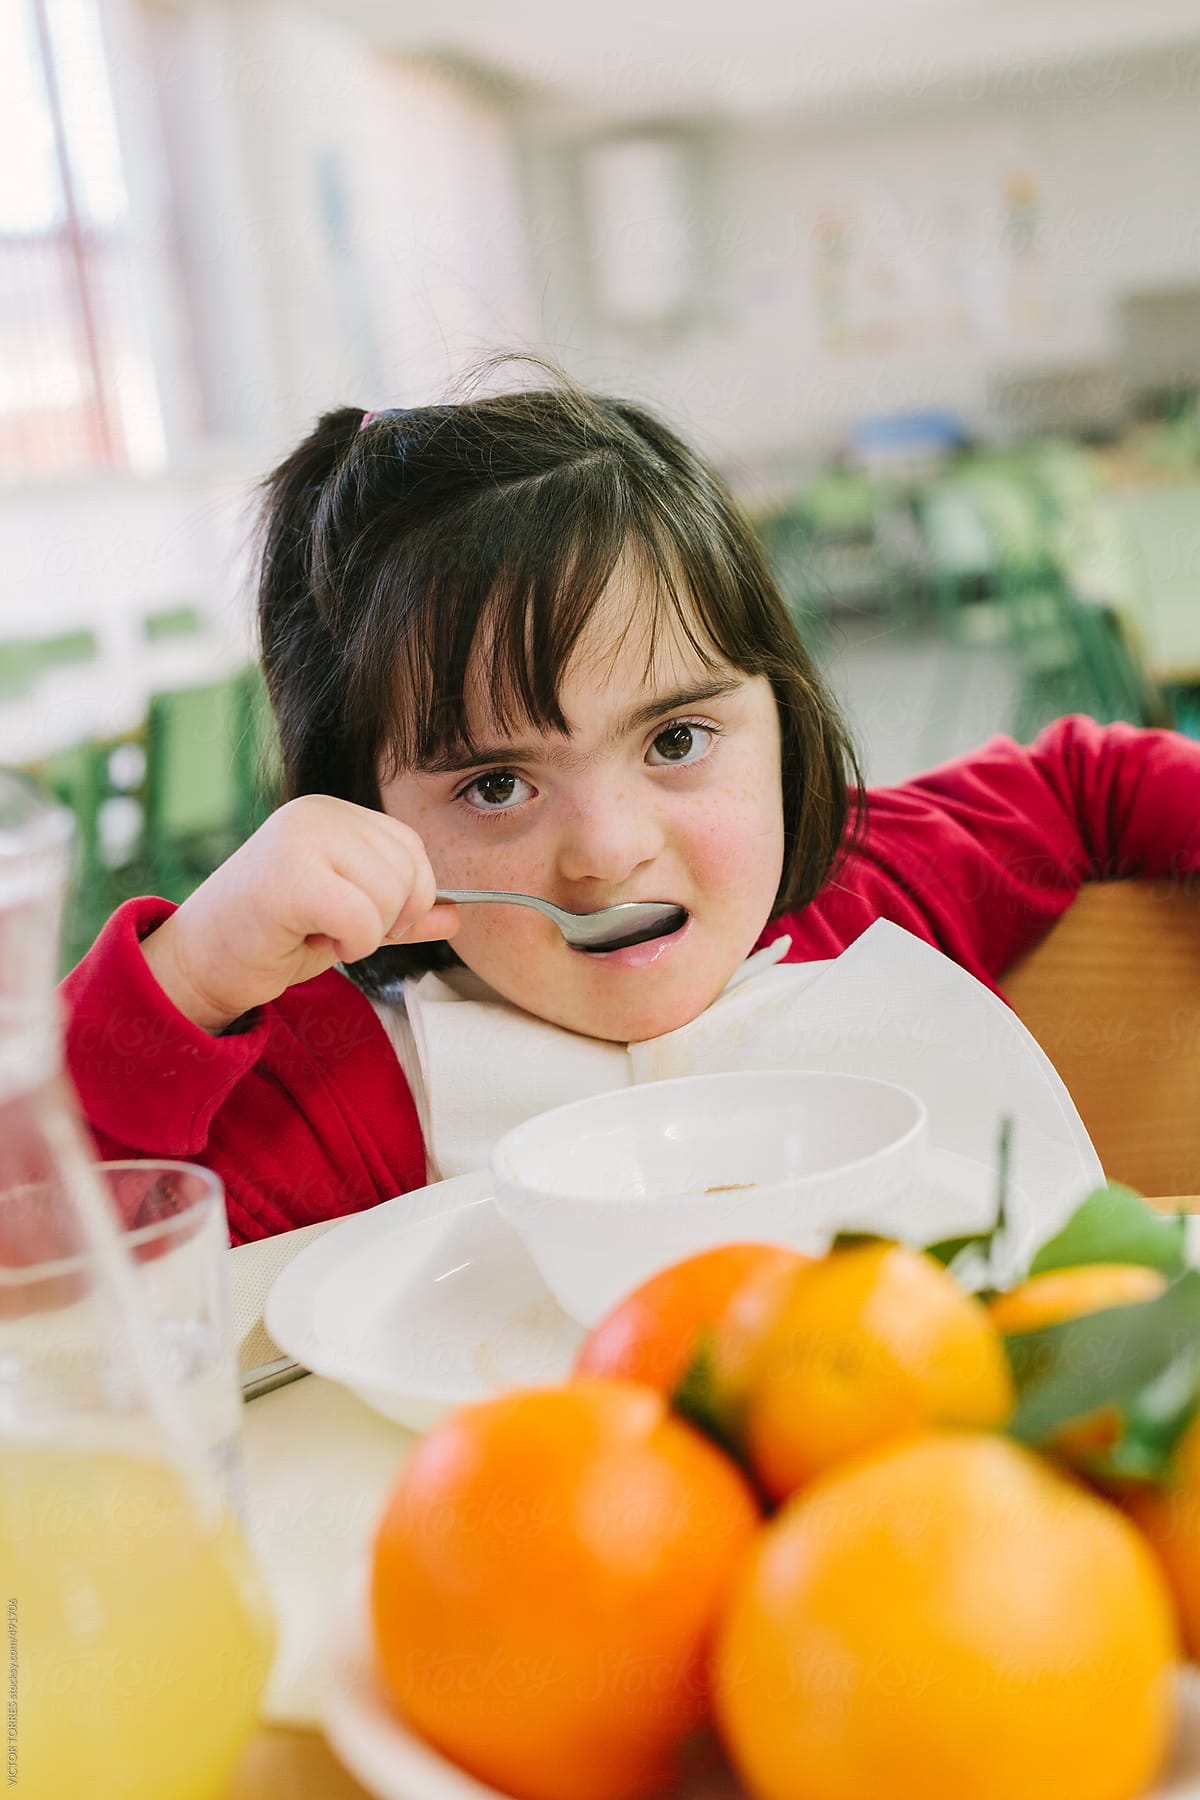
top-left (422, 676), bottom-right (746, 774)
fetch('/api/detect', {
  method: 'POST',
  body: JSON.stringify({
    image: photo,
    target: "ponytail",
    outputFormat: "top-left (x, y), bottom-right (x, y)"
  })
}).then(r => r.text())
top-left (256, 406), bottom-right (364, 801)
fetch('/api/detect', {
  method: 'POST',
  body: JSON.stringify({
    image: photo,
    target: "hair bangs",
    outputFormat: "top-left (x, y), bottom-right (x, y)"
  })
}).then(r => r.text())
top-left (372, 456), bottom-right (735, 779)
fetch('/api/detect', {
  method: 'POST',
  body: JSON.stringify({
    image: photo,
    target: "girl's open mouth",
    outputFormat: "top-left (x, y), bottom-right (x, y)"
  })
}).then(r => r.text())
top-left (575, 908), bottom-right (691, 958)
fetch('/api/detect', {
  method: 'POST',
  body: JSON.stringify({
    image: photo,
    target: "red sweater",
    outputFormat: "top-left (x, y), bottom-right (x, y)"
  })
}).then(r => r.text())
top-left (61, 717), bottom-right (1200, 1245)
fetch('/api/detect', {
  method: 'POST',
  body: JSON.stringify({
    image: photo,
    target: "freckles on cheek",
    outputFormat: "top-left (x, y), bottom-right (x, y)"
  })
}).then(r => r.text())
top-left (687, 812), bottom-right (748, 877)
top-left (450, 844), bottom-right (531, 890)
top-left (456, 904), bottom-right (550, 976)
top-left (687, 791), bottom-right (783, 891)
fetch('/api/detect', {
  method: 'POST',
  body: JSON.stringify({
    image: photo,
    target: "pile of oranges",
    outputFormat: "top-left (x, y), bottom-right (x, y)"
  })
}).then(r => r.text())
top-left (370, 1190), bottom-right (1200, 1800)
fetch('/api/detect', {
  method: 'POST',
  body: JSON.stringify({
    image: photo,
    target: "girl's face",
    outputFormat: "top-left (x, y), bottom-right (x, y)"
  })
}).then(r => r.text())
top-left (379, 563), bottom-right (785, 1043)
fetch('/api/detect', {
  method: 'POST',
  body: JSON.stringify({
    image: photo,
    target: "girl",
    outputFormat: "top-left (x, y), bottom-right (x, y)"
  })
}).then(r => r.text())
top-left (62, 379), bottom-right (1200, 1244)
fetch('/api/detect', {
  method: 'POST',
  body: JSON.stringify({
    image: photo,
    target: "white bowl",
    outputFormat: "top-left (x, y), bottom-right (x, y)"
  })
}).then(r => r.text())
top-left (490, 1069), bottom-right (929, 1326)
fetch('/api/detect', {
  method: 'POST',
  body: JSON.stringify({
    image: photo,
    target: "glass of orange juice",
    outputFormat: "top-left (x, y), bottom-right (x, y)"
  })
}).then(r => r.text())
top-left (0, 772), bottom-right (274, 1800)
top-left (0, 1144), bottom-right (277, 1800)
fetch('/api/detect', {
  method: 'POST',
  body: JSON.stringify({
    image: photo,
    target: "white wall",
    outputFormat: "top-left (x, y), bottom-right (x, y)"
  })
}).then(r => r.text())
top-left (144, 0), bottom-right (537, 446)
top-left (0, 0), bottom-right (537, 675)
top-left (519, 53), bottom-right (1200, 468)
top-left (8, 3), bottom-right (1200, 653)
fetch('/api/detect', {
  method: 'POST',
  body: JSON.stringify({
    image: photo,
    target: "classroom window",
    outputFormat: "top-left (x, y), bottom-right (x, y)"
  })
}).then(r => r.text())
top-left (0, 0), bottom-right (162, 482)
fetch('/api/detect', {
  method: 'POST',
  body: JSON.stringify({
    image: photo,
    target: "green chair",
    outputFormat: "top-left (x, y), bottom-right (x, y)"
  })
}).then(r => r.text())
top-left (30, 744), bottom-right (105, 969)
top-left (959, 460), bottom-right (1145, 732)
top-left (795, 468), bottom-right (884, 538)
top-left (0, 631), bottom-right (98, 700)
top-left (753, 507), bottom-right (831, 651)
top-left (1023, 439), bottom-right (1101, 520)
top-left (144, 604), bottom-right (206, 643)
top-left (40, 629), bottom-right (98, 667)
top-left (1045, 498), bottom-right (1168, 728)
top-left (0, 643), bottom-right (43, 699)
top-left (1134, 400), bottom-right (1200, 475)
top-left (1005, 592), bottom-right (1142, 740)
top-left (145, 666), bottom-right (280, 902)
top-left (798, 469), bottom-right (919, 625)
top-left (961, 463), bottom-right (1053, 589)
top-left (145, 676), bottom-right (246, 902)
top-left (1071, 601), bottom-right (1169, 729)
top-left (27, 734), bottom-right (146, 972)
top-left (915, 478), bottom-right (1006, 642)
top-left (919, 457), bottom-right (1135, 735)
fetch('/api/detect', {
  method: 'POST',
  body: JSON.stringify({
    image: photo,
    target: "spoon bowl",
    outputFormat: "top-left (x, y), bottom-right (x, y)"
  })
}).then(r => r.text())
top-left (435, 889), bottom-right (688, 952)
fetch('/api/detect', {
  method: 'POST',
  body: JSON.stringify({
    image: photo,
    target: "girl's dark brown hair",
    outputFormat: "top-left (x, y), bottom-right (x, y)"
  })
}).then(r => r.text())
top-left (256, 366), bottom-right (863, 993)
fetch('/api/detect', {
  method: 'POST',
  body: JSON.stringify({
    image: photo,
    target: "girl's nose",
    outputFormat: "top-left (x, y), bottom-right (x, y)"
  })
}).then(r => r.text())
top-left (555, 789), bottom-right (666, 888)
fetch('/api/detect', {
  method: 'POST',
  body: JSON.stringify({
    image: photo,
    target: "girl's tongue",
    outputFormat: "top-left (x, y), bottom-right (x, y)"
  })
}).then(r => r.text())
top-left (579, 914), bottom-right (694, 969)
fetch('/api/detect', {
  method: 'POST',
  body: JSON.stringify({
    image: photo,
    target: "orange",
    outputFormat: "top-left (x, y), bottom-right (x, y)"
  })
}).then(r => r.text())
top-left (715, 1433), bottom-right (1177, 1800)
top-left (1126, 1409), bottom-right (1200, 1660)
top-left (575, 1242), bottom-right (804, 1394)
top-left (370, 1379), bottom-right (760, 1800)
top-left (988, 1263), bottom-right (1167, 1335)
top-left (723, 1242), bottom-right (1014, 1500)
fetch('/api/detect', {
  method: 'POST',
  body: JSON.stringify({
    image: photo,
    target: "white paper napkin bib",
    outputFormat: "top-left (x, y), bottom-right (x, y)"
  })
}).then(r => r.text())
top-left (371, 919), bottom-right (1102, 1256)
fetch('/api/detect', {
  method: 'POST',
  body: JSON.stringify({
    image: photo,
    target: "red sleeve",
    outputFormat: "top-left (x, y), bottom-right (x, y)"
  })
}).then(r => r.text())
top-left (60, 898), bottom-right (428, 1245)
top-left (769, 716), bottom-right (1200, 985)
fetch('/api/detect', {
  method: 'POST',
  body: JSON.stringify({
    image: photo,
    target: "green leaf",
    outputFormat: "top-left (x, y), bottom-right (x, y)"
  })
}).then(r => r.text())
top-left (671, 1331), bottom-right (745, 1464)
top-left (830, 1231), bottom-right (892, 1253)
top-left (925, 1231), bottom-right (984, 1268)
top-left (1082, 1350), bottom-right (1200, 1483)
top-left (671, 1337), bottom-right (777, 1509)
top-left (1006, 1268), bottom-right (1200, 1464)
top-left (1028, 1182), bottom-right (1187, 1280)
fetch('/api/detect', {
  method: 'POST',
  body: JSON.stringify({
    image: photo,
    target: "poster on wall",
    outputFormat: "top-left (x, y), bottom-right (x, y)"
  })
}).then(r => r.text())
top-left (812, 168), bottom-right (1047, 356)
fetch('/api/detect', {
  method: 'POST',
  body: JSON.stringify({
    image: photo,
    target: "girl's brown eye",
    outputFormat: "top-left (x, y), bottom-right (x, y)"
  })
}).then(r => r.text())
top-left (478, 772), bottom-right (517, 803)
top-left (648, 722), bottom-right (712, 766)
top-left (657, 724), bottom-right (693, 760)
top-left (463, 769), bottom-right (532, 811)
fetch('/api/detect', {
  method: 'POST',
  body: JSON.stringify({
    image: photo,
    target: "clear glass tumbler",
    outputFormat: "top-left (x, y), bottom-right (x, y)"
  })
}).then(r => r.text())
top-left (0, 770), bottom-right (274, 1800)
top-left (8, 1159), bottom-right (247, 1514)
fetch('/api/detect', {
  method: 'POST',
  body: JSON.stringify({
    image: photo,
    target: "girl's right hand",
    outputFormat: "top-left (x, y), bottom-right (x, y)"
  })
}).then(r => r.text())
top-left (140, 795), bottom-right (459, 1033)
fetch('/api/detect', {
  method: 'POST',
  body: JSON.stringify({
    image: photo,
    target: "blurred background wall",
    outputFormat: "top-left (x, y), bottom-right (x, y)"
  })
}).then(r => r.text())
top-left (6, 0), bottom-right (1200, 961)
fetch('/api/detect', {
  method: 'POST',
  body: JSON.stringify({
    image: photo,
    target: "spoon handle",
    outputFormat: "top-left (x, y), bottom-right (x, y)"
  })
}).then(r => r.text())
top-left (435, 888), bottom-right (554, 917)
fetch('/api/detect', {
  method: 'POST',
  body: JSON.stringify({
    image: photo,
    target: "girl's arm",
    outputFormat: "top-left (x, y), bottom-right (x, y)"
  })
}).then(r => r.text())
top-left (60, 897), bottom-right (428, 1243)
top-left (60, 793), bottom-right (459, 1241)
top-left (783, 715), bottom-right (1200, 988)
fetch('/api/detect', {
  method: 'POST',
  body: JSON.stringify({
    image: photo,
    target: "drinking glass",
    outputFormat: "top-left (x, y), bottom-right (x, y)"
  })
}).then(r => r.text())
top-left (0, 770), bottom-right (274, 1800)
top-left (7, 1159), bottom-right (248, 1514)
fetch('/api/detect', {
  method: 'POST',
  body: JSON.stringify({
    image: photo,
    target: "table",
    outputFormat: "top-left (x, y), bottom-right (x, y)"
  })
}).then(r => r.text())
top-left (221, 1200), bottom-right (1200, 1800)
top-left (226, 1720), bottom-right (374, 1798)
top-left (219, 1361), bottom-right (415, 1799)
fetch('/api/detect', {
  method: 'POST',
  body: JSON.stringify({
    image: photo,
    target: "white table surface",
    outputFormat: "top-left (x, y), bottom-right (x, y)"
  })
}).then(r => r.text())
top-left (240, 1373), bottom-right (413, 1728)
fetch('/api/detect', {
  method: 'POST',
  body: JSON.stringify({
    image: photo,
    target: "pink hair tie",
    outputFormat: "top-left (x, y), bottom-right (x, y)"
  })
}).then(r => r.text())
top-left (359, 406), bottom-right (410, 432)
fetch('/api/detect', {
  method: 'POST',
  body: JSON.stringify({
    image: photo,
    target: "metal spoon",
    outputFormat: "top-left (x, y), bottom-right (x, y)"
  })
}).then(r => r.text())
top-left (435, 888), bottom-right (688, 952)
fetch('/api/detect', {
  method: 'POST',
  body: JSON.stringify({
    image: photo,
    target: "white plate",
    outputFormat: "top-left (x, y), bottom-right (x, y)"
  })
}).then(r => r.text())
top-left (265, 1170), bottom-right (584, 1429)
top-left (266, 1149), bottom-right (1012, 1432)
top-left (324, 1566), bottom-right (1200, 1800)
